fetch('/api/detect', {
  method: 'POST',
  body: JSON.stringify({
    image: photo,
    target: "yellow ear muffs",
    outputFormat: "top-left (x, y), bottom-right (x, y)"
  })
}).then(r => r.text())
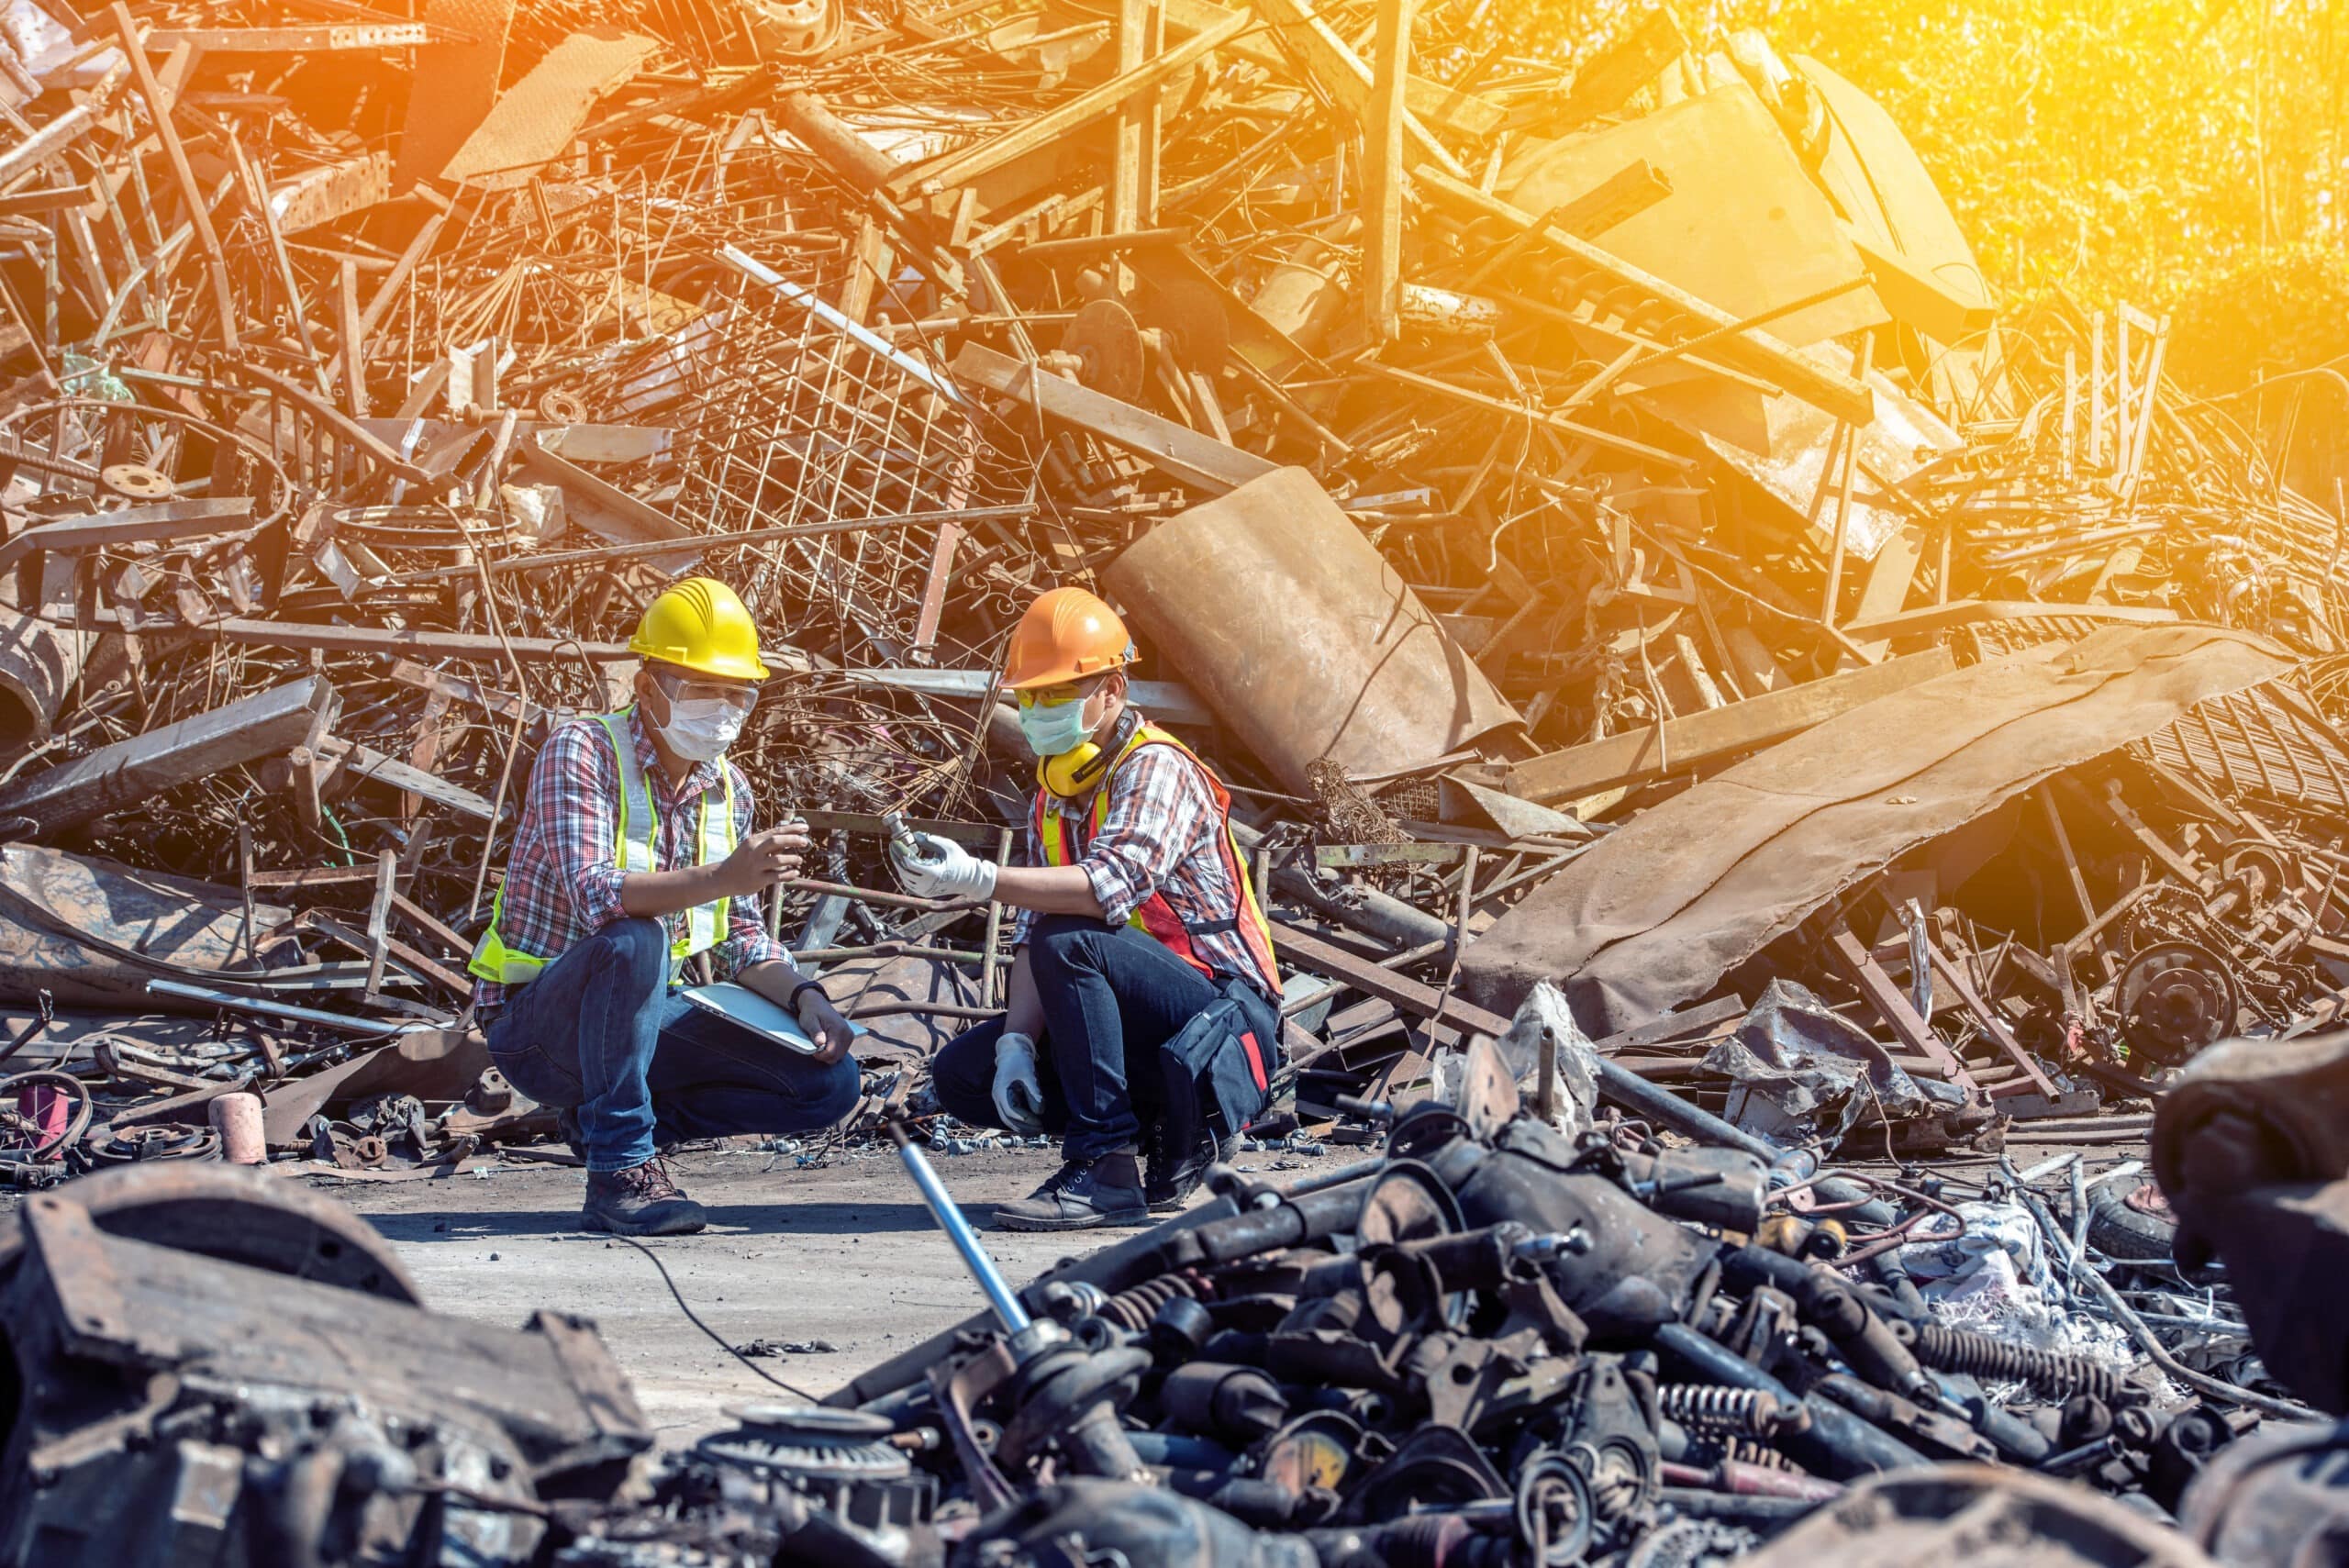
top-left (1041, 740), bottom-right (1113, 798)
top-left (1039, 709), bottom-right (1139, 798)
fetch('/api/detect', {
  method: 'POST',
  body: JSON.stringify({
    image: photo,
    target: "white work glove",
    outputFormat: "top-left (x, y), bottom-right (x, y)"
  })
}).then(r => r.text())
top-left (891, 830), bottom-right (999, 900)
top-left (992, 1031), bottom-right (1046, 1135)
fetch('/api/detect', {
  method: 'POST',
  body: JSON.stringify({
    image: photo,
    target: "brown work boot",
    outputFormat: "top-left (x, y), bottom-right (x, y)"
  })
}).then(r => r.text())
top-left (995, 1149), bottom-right (1149, 1232)
top-left (583, 1158), bottom-right (707, 1236)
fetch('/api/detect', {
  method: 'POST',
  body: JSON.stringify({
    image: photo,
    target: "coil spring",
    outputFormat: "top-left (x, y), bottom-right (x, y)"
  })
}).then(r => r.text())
top-left (1097, 1270), bottom-right (1209, 1333)
top-left (1908, 1323), bottom-right (2120, 1403)
top-left (1656, 1385), bottom-right (1789, 1437)
top-left (1724, 1438), bottom-right (1792, 1470)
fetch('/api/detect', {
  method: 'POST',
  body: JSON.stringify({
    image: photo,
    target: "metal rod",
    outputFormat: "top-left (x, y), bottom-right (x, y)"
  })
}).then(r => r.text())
top-left (145, 978), bottom-right (409, 1034)
top-left (884, 1117), bottom-right (1030, 1333)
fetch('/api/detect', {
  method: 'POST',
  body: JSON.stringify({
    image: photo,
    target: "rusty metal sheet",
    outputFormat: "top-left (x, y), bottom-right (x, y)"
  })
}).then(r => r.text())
top-left (440, 28), bottom-right (658, 189)
top-left (269, 151), bottom-right (395, 234)
top-left (1661, 351), bottom-right (1961, 562)
top-left (1101, 465), bottom-right (1523, 795)
top-left (1797, 55), bottom-right (1994, 339)
top-left (0, 845), bottom-right (295, 1010)
top-left (393, 0), bottom-right (517, 189)
top-left (1498, 81), bottom-right (1887, 350)
top-left (1460, 625), bottom-right (2300, 1033)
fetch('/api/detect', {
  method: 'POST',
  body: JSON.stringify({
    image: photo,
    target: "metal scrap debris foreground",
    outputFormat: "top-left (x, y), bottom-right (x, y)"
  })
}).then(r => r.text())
top-left (0, 0), bottom-right (2343, 1563)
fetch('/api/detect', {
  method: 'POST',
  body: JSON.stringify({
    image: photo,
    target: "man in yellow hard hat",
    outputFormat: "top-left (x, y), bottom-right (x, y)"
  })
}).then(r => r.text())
top-left (471, 578), bottom-right (859, 1236)
top-left (893, 587), bottom-right (1283, 1231)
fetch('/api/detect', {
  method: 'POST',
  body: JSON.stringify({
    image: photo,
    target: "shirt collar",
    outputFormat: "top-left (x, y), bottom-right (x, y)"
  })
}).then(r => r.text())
top-left (625, 706), bottom-right (724, 801)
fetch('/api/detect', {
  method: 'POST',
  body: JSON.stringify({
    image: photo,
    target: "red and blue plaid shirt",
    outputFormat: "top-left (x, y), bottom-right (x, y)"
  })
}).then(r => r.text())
top-left (471, 708), bottom-right (786, 1014)
top-left (1014, 717), bottom-right (1276, 996)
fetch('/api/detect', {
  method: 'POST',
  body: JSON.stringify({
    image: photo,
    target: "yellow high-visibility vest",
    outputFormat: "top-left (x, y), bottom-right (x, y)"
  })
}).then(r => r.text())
top-left (468, 709), bottom-right (736, 986)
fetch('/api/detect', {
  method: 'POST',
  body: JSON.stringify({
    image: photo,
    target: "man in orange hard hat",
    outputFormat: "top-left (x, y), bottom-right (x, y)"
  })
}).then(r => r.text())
top-left (893, 587), bottom-right (1283, 1231)
top-left (471, 578), bottom-right (860, 1236)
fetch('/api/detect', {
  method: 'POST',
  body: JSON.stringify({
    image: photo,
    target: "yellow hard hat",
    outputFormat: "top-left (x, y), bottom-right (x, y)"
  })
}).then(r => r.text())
top-left (628, 578), bottom-right (770, 682)
top-left (1002, 587), bottom-right (1132, 691)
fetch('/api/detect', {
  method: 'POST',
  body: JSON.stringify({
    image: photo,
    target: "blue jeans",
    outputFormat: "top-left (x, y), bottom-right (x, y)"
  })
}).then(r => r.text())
top-left (931, 914), bottom-right (1222, 1161)
top-left (483, 917), bottom-right (861, 1173)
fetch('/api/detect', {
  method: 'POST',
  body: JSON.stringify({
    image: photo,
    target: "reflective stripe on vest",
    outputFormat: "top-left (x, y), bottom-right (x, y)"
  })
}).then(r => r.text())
top-left (468, 710), bottom-right (738, 986)
top-left (1031, 722), bottom-right (1279, 997)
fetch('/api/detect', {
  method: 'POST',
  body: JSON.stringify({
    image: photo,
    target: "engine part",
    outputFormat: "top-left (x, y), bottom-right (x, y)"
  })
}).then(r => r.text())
top-left (1657, 1385), bottom-right (1798, 1439)
top-left (2118, 942), bottom-right (2239, 1065)
top-left (695, 1405), bottom-right (934, 1560)
top-left (0, 1166), bottom-right (649, 1568)
top-left (1895, 1320), bottom-right (2123, 1404)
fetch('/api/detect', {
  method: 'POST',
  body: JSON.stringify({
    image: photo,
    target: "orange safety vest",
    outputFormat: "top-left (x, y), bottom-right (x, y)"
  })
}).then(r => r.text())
top-left (1032, 721), bottom-right (1281, 1003)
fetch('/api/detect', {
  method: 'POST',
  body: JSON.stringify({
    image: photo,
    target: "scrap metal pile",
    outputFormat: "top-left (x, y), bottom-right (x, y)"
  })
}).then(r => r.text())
top-left (7, 1033), bottom-right (2346, 1568)
top-left (0, 0), bottom-right (2343, 1562)
top-left (0, 0), bottom-right (2335, 1175)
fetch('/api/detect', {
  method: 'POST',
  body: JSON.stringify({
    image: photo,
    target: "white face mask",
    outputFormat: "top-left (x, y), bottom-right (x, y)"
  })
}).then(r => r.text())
top-left (654, 695), bottom-right (745, 762)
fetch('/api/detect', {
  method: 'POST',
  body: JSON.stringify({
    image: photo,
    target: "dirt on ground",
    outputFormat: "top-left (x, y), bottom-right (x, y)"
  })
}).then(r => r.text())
top-left (315, 1143), bottom-right (1334, 1447)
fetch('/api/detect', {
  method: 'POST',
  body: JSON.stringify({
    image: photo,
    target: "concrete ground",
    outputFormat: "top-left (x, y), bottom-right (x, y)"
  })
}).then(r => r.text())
top-left (320, 1145), bottom-right (1177, 1448)
top-left (314, 1132), bottom-right (2137, 1451)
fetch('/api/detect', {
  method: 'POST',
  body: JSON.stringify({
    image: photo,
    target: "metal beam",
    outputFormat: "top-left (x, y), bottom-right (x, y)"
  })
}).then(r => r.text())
top-left (0, 677), bottom-right (337, 833)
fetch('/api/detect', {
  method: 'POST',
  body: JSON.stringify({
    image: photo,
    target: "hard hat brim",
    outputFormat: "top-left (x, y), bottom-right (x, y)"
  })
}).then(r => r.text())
top-left (1002, 654), bottom-right (1126, 692)
top-left (632, 642), bottom-right (773, 682)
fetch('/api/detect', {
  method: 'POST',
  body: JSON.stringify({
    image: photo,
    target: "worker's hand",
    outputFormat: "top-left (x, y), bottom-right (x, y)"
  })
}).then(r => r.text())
top-left (993, 1031), bottom-right (1046, 1135)
top-left (794, 984), bottom-right (856, 1067)
top-left (890, 830), bottom-right (999, 901)
top-left (719, 822), bottom-right (809, 896)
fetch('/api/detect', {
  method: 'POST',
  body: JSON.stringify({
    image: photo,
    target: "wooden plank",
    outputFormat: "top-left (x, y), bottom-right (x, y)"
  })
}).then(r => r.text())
top-left (1503, 647), bottom-right (1954, 806)
top-left (1924, 941), bottom-right (2057, 1095)
top-left (1251, 0), bottom-right (1470, 179)
top-left (1362, 0), bottom-right (1415, 342)
top-left (889, 6), bottom-right (1248, 200)
top-left (0, 677), bottom-right (335, 833)
top-left (952, 341), bottom-right (1276, 493)
top-left (1826, 927), bottom-right (1972, 1084)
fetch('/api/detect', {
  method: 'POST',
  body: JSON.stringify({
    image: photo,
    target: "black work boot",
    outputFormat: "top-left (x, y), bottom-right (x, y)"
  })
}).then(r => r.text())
top-left (1145, 1125), bottom-right (1241, 1213)
top-left (556, 1106), bottom-right (584, 1159)
top-left (582, 1158), bottom-right (707, 1236)
top-left (995, 1150), bottom-right (1148, 1232)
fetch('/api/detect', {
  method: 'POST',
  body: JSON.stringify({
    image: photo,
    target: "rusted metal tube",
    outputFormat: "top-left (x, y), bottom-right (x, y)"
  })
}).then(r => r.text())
top-left (1102, 466), bottom-right (1522, 795)
top-left (0, 609), bottom-right (90, 752)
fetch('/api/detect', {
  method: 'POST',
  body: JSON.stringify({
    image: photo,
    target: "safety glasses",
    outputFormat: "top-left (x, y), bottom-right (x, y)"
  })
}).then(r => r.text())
top-left (1015, 675), bottom-right (1105, 710)
top-left (656, 671), bottom-right (762, 713)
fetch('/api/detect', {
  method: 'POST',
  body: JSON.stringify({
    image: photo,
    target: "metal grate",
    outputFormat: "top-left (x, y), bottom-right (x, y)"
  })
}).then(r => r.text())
top-left (2135, 682), bottom-right (2349, 810)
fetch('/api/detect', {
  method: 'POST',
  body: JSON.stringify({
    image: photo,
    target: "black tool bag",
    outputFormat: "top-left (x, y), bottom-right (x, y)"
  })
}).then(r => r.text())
top-left (1156, 977), bottom-right (1283, 1154)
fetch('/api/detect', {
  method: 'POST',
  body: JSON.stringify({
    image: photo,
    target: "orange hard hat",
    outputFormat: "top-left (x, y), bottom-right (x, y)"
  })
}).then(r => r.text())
top-left (1002, 587), bottom-right (1134, 691)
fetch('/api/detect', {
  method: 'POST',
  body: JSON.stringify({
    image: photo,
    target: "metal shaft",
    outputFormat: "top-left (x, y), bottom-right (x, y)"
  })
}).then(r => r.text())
top-left (885, 1119), bottom-right (1030, 1333)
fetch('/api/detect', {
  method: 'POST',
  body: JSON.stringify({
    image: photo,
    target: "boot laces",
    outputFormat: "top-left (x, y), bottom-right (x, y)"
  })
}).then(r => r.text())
top-left (618, 1158), bottom-right (684, 1200)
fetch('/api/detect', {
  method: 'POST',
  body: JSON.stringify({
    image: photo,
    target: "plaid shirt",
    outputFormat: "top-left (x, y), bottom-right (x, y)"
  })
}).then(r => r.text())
top-left (1015, 719), bottom-right (1277, 996)
top-left (472, 708), bottom-right (786, 1014)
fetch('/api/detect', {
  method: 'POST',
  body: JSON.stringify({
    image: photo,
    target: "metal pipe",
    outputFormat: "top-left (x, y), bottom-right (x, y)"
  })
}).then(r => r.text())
top-left (885, 1118), bottom-right (1030, 1333)
top-left (144, 978), bottom-right (411, 1035)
